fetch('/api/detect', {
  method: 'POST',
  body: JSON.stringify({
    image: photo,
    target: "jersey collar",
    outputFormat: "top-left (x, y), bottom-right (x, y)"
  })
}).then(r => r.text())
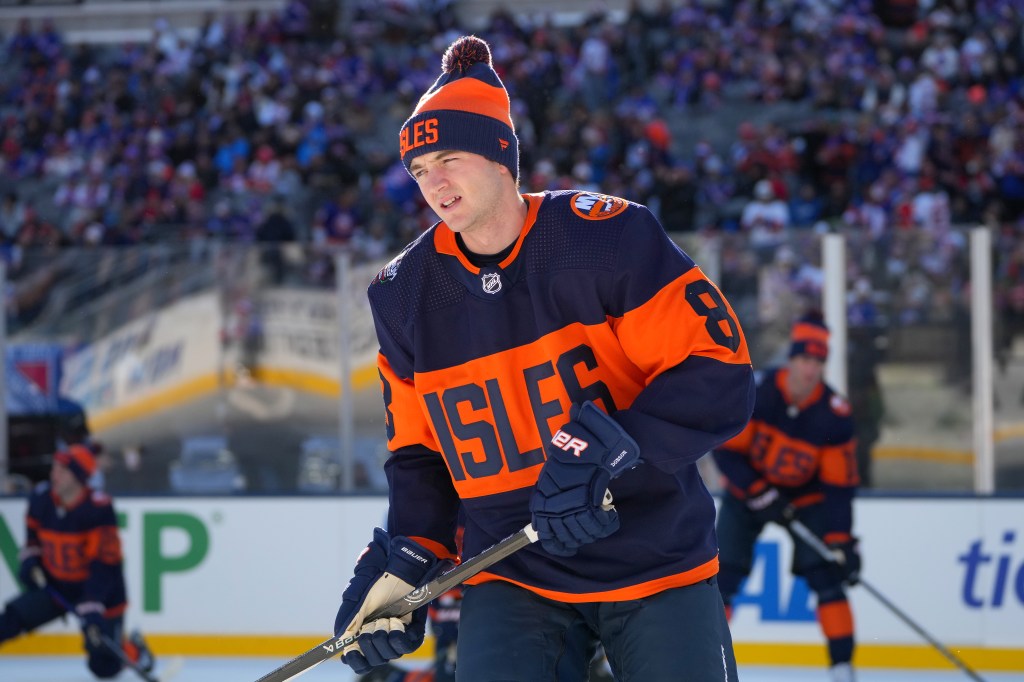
top-left (433, 193), bottom-right (544, 274)
top-left (50, 486), bottom-right (89, 512)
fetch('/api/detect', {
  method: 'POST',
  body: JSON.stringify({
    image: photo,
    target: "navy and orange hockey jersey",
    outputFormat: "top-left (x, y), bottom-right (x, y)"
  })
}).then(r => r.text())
top-left (713, 367), bottom-right (859, 543)
top-left (21, 482), bottom-right (127, 616)
top-left (367, 190), bottom-right (755, 602)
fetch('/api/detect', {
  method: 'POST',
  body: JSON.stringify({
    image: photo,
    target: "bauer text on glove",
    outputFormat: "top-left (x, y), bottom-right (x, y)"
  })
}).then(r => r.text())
top-left (334, 528), bottom-right (447, 674)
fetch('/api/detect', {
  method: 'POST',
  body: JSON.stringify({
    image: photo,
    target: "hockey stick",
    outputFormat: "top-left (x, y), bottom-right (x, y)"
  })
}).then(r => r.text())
top-left (255, 490), bottom-right (614, 682)
top-left (254, 522), bottom-right (541, 682)
top-left (788, 519), bottom-right (986, 682)
top-left (44, 585), bottom-right (182, 682)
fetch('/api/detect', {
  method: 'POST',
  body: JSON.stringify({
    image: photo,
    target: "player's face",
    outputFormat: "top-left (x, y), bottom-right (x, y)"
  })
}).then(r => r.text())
top-left (50, 461), bottom-right (81, 499)
top-left (409, 149), bottom-right (508, 241)
top-left (788, 354), bottom-right (825, 396)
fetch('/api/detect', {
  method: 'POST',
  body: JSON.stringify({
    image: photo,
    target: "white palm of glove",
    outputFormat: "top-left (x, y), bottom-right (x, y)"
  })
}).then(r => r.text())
top-left (339, 571), bottom-right (415, 657)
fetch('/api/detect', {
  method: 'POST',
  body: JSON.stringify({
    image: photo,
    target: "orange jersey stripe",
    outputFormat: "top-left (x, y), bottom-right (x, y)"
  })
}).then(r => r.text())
top-left (379, 352), bottom-right (441, 453)
top-left (819, 441), bottom-right (860, 487)
top-left (465, 555), bottom-right (720, 603)
top-left (409, 535), bottom-right (459, 563)
top-left (105, 603), bottom-right (128, 619)
top-left (612, 266), bottom-right (750, 375)
top-left (413, 321), bottom-right (649, 499)
top-left (738, 421), bottom-right (824, 488)
top-left (37, 527), bottom-right (114, 582)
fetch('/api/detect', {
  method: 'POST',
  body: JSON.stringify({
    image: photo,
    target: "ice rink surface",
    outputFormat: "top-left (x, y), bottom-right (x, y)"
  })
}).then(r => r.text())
top-left (2, 656), bottom-right (1023, 682)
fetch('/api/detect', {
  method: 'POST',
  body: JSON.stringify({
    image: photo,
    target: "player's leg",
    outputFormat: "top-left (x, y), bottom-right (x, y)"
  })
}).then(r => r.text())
top-left (0, 589), bottom-right (63, 643)
top-left (594, 577), bottom-right (738, 681)
top-left (715, 492), bottom-right (762, 619)
top-left (455, 581), bottom-right (595, 682)
top-left (84, 614), bottom-right (124, 679)
top-left (791, 510), bottom-right (855, 677)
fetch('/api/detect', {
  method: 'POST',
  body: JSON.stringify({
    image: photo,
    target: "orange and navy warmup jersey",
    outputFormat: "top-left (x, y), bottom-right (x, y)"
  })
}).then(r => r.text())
top-left (367, 190), bottom-right (755, 602)
top-left (22, 482), bottom-right (127, 616)
top-left (712, 367), bottom-right (859, 541)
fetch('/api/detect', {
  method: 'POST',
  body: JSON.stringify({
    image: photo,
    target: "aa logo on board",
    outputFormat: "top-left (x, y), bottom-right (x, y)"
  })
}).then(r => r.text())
top-left (570, 193), bottom-right (629, 221)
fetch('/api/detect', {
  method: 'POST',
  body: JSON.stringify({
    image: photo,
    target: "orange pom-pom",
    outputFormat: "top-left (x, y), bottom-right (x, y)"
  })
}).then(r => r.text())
top-left (441, 35), bottom-right (492, 75)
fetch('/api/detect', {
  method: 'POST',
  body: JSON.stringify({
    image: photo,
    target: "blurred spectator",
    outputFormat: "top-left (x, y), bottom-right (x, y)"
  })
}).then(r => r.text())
top-left (653, 164), bottom-right (698, 232)
top-left (0, 0), bottom-right (1019, 355)
top-left (256, 198), bottom-right (296, 284)
top-left (0, 192), bottom-right (25, 239)
top-left (742, 179), bottom-right (791, 261)
top-left (789, 181), bottom-right (824, 228)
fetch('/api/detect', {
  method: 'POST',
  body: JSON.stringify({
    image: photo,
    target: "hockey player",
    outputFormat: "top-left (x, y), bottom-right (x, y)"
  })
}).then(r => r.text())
top-left (333, 35), bottom-right (755, 681)
top-left (713, 312), bottom-right (861, 682)
top-left (0, 444), bottom-right (154, 679)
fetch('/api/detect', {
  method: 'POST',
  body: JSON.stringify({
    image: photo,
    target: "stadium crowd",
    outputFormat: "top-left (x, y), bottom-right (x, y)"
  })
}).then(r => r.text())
top-left (1, 0), bottom-right (1023, 360)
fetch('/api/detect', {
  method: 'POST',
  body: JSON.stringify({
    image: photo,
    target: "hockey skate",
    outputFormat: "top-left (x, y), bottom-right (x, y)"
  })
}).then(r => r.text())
top-left (829, 662), bottom-right (855, 682)
top-left (124, 629), bottom-right (155, 673)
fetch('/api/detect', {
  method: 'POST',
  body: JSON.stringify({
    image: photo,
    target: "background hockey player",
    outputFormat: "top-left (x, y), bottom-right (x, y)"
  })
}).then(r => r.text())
top-left (333, 34), bottom-right (755, 681)
top-left (0, 444), bottom-right (154, 679)
top-left (713, 312), bottom-right (861, 682)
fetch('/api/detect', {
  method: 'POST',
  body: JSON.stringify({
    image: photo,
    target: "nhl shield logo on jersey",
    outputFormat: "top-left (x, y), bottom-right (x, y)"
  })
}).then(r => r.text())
top-left (481, 271), bottom-right (502, 294)
top-left (570, 192), bottom-right (630, 221)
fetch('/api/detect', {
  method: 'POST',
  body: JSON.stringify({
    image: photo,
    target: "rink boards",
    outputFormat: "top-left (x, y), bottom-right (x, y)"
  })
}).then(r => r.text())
top-left (0, 495), bottom-right (1021, 672)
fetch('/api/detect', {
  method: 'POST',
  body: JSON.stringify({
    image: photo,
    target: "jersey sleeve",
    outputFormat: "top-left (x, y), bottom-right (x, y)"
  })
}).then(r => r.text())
top-left (607, 207), bottom-right (755, 472)
top-left (82, 496), bottom-right (124, 605)
top-left (711, 420), bottom-right (764, 496)
top-left (820, 397), bottom-right (859, 542)
top-left (371, 301), bottom-right (460, 561)
top-left (818, 396), bottom-right (858, 488)
top-left (384, 446), bottom-right (461, 561)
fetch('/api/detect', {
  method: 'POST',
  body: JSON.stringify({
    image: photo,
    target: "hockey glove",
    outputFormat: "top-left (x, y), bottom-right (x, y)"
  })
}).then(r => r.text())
top-left (828, 538), bottom-right (861, 586)
top-left (530, 401), bottom-right (640, 557)
top-left (745, 485), bottom-right (794, 526)
top-left (17, 556), bottom-right (46, 590)
top-left (334, 528), bottom-right (447, 674)
top-left (76, 601), bottom-right (106, 650)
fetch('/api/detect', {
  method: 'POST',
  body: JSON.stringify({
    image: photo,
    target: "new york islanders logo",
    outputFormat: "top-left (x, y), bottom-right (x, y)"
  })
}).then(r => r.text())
top-left (570, 192), bottom-right (629, 221)
top-left (830, 394), bottom-right (851, 417)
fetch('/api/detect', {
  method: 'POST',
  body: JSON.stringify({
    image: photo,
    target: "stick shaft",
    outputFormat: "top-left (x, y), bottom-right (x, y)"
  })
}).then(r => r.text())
top-left (255, 523), bottom-right (538, 682)
top-left (788, 520), bottom-right (985, 682)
